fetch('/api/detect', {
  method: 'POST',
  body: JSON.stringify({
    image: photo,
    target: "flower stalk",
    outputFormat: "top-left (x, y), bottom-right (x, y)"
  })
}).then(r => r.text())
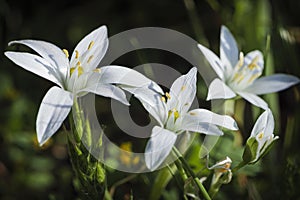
top-left (67, 100), bottom-right (106, 200)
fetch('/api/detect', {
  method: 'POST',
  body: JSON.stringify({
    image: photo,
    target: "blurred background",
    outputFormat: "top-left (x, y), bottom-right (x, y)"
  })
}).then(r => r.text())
top-left (0, 0), bottom-right (300, 199)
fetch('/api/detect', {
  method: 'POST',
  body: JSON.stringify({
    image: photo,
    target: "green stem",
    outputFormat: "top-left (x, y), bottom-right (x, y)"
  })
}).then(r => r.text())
top-left (232, 161), bottom-right (247, 173)
top-left (149, 166), bottom-right (175, 200)
top-left (173, 147), bottom-right (212, 200)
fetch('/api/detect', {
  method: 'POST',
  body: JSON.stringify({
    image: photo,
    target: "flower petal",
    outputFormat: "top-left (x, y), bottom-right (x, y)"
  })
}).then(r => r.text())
top-left (145, 126), bottom-right (177, 171)
top-left (167, 67), bottom-right (197, 113)
top-left (125, 86), bottom-right (167, 126)
top-left (5, 51), bottom-right (62, 87)
top-left (245, 74), bottom-right (300, 95)
top-left (8, 39), bottom-right (69, 72)
top-left (250, 109), bottom-right (274, 138)
top-left (82, 84), bottom-right (129, 105)
top-left (220, 26), bottom-right (239, 75)
top-left (71, 25), bottom-right (108, 70)
top-left (96, 65), bottom-right (163, 94)
top-left (185, 109), bottom-right (238, 130)
top-left (237, 92), bottom-right (268, 109)
top-left (206, 78), bottom-right (236, 100)
top-left (198, 44), bottom-right (225, 80)
top-left (181, 121), bottom-right (223, 136)
top-left (36, 86), bottom-right (73, 145)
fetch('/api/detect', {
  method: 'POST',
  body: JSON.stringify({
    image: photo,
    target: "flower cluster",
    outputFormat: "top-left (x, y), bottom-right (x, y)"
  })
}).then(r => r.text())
top-left (4, 25), bottom-right (299, 175)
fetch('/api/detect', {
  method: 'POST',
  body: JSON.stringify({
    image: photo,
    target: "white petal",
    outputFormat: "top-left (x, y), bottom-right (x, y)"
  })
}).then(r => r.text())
top-left (8, 39), bottom-right (69, 75)
top-left (197, 44), bottom-right (225, 80)
top-left (220, 26), bottom-right (239, 75)
top-left (97, 65), bottom-right (163, 93)
top-left (167, 67), bottom-right (197, 113)
top-left (82, 84), bottom-right (129, 105)
top-left (145, 126), bottom-right (177, 171)
top-left (250, 109), bottom-right (274, 138)
top-left (5, 51), bottom-right (62, 87)
top-left (71, 25), bottom-right (108, 70)
top-left (36, 86), bottom-right (73, 145)
top-left (245, 74), bottom-right (300, 95)
top-left (125, 86), bottom-right (167, 126)
top-left (237, 92), bottom-right (268, 109)
top-left (181, 121), bottom-right (223, 136)
top-left (185, 109), bottom-right (238, 130)
top-left (206, 78), bottom-right (236, 100)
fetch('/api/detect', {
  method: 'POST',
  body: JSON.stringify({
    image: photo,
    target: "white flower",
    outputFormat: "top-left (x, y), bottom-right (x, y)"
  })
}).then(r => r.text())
top-left (198, 26), bottom-right (300, 109)
top-left (126, 67), bottom-right (238, 170)
top-left (243, 109), bottom-right (279, 164)
top-left (5, 25), bottom-right (161, 146)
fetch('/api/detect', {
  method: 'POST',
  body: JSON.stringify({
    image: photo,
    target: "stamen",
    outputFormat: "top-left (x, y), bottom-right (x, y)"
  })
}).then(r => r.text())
top-left (76, 61), bottom-right (81, 66)
top-left (165, 92), bottom-right (171, 99)
top-left (75, 50), bottom-right (79, 59)
top-left (70, 67), bottom-right (76, 76)
top-left (161, 96), bottom-right (166, 102)
top-left (168, 110), bottom-right (173, 118)
top-left (62, 49), bottom-right (69, 58)
top-left (247, 73), bottom-right (260, 84)
top-left (87, 55), bottom-right (94, 64)
top-left (88, 41), bottom-right (95, 50)
top-left (238, 52), bottom-right (244, 67)
top-left (258, 132), bottom-right (264, 139)
top-left (174, 110), bottom-right (179, 120)
top-left (78, 66), bottom-right (84, 76)
top-left (93, 68), bottom-right (101, 73)
top-left (248, 56), bottom-right (259, 70)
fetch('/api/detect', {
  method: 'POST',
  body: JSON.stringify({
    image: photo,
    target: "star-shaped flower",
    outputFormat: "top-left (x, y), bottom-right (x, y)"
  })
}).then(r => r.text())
top-left (198, 26), bottom-right (300, 109)
top-left (126, 67), bottom-right (238, 170)
top-left (5, 25), bottom-right (161, 145)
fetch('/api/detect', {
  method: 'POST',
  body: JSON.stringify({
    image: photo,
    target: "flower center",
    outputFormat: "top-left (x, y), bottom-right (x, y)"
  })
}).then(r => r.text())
top-left (229, 52), bottom-right (262, 89)
top-left (62, 41), bottom-right (95, 78)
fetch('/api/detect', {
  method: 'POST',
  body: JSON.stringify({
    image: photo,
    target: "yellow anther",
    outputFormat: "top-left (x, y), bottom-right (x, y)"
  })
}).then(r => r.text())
top-left (87, 55), bottom-right (94, 64)
top-left (78, 66), bottom-right (84, 76)
top-left (88, 41), bottom-right (95, 50)
top-left (76, 61), bottom-right (81, 66)
top-left (165, 92), bottom-right (171, 99)
top-left (62, 49), bottom-right (69, 58)
top-left (218, 162), bottom-right (231, 173)
top-left (174, 110), bottom-right (179, 120)
top-left (181, 85), bottom-right (186, 91)
top-left (248, 56), bottom-right (259, 70)
top-left (258, 132), bottom-right (264, 139)
top-left (75, 50), bottom-right (79, 59)
top-left (161, 96), bottom-right (166, 102)
top-left (238, 52), bottom-right (244, 67)
top-left (93, 68), bottom-right (101, 73)
top-left (70, 67), bottom-right (76, 76)
top-left (167, 110), bottom-right (173, 118)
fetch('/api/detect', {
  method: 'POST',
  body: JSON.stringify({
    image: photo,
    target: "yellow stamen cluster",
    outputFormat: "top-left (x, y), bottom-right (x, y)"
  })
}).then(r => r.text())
top-left (161, 96), bottom-right (166, 102)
